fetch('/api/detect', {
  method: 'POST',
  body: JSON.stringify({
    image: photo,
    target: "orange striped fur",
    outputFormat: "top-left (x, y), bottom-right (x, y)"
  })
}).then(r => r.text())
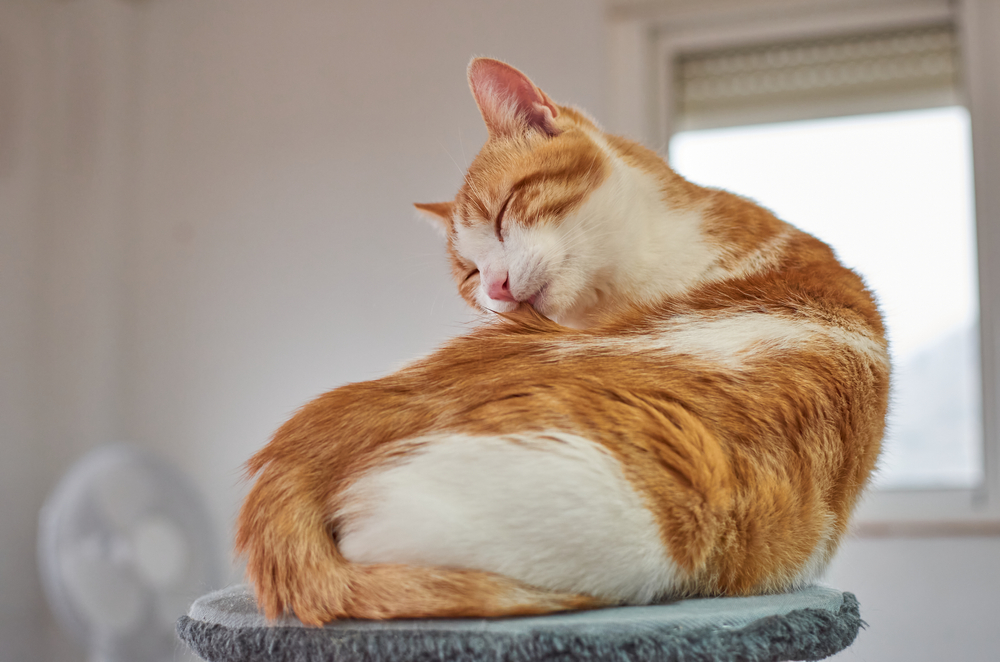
top-left (236, 58), bottom-right (889, 626)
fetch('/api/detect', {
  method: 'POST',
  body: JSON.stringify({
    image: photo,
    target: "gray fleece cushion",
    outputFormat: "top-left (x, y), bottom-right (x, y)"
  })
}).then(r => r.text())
top-left (176, 584), bottom-right (861, 662)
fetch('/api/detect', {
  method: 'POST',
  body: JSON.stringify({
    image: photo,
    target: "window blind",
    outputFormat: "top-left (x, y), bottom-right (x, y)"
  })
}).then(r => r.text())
top-left (675, 24), bottom-right (960, 131)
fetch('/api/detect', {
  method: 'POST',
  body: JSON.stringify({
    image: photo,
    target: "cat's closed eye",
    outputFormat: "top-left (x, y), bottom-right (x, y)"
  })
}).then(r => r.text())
top-left (494, 195), bottom-right (512, 243)
top-left (463, 269), bottom-right (480, 283)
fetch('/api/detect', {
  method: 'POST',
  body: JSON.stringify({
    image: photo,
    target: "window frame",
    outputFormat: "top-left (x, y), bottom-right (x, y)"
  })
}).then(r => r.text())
top-left (607, 0), bottom-right (1000, 532)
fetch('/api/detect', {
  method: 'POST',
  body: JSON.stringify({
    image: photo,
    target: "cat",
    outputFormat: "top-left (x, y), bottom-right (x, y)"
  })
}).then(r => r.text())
top-left (235, 57), bottom-right (889, 626)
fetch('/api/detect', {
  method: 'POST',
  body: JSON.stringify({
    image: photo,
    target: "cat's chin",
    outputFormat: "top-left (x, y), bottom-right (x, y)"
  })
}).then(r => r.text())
top-left (481, 284), bottom-right (551, 317)
top-left (481, 299), bottom-right (521, 316)
top-left (526, 283), bottom-right (547, 308)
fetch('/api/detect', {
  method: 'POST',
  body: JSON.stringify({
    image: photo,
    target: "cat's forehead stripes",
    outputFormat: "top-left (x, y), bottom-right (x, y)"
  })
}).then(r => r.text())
top-left (455, 193), bottom-right (493, 229)
top-left (455, 129), bottom-right (611, 229)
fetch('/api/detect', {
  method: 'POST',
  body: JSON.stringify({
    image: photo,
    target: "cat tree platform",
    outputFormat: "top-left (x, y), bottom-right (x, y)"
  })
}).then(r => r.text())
top-left (176, 583), bottom-right (861, 662)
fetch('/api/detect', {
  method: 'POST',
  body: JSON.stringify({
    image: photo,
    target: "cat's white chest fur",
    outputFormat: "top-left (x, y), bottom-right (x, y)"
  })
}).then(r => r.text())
top-left (337, 432), bottom-right (680, 603)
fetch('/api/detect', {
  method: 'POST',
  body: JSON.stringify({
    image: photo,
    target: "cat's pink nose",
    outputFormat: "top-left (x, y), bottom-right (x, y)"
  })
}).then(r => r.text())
top-left (486, 274), bottom-right (517, 302)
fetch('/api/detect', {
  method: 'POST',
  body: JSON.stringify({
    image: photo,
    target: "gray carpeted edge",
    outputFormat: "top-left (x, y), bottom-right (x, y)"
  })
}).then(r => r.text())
top-left (176, 593), bottom-right (861, 662)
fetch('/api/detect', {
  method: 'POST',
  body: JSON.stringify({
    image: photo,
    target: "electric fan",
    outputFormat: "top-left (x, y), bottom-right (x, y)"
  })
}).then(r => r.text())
top-left (39, 444), bottom-right (223, 662)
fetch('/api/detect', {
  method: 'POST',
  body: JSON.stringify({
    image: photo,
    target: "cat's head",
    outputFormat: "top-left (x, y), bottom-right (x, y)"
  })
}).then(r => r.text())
top-left (415, 58), bottom-right (615, 326)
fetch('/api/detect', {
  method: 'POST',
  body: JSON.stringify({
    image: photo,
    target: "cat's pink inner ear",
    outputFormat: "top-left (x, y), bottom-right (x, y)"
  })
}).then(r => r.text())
top-left (414, 201), bottom-right (455, 235)
top-left (468, 58), bottom-right (561, 138)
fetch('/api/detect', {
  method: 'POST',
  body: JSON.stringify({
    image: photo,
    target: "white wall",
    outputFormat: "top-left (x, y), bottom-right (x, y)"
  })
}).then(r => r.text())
top-left (825, 536), bottom-right (1000, 662)
top-left (5, 1), bottom-right (1000, 661)
top-left (0, 3), bottom-right (48, 660)
top-left (2, 1), bottom-right (158, 658)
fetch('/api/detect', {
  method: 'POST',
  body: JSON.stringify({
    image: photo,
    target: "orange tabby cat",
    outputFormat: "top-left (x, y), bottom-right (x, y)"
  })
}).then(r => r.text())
top-left (236, 58), bottom-right (889, 626)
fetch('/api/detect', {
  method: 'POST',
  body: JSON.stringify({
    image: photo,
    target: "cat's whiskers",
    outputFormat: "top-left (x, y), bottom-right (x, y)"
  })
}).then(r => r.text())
top-left (458, 128), bottom-right (470, 169)
top-left (441, 142), bottom-right (468, 178)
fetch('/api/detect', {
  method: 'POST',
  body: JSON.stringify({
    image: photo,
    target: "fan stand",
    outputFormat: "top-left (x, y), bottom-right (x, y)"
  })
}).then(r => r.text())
top-left (177, 583), bottom-right (861, 662)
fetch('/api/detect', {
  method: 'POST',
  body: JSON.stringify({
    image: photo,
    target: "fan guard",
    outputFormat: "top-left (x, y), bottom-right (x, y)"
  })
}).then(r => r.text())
top-left (39, 444), bottom-right (222, 662)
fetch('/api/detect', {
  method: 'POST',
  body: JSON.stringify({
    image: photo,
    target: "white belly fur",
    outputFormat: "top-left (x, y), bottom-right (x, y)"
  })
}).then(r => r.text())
top-left (337, 432), bottom-right (680, 603)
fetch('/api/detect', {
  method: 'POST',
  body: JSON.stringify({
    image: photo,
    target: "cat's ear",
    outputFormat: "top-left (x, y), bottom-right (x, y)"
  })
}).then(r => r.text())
top-left (414, 201), bottom-right (455, 236)
top-left (468, 58), bottom-right (561, 139)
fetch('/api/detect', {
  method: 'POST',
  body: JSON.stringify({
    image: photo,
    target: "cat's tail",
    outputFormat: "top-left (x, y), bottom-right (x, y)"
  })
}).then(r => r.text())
top-left (235, 460), bottom-right (603, 626)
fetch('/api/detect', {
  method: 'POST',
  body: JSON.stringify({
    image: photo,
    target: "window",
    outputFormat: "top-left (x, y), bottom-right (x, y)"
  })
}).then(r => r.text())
top-left (668, 25), bottom-right (979, 490)
top-left (672, 108), bottom-right (979, 489)
top-left (608, 0), bottom-right (1000, 528)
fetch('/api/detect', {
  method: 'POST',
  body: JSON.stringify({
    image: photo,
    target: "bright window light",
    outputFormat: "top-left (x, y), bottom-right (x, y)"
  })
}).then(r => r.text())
top-left (670, 106), bottom-right (981, 489)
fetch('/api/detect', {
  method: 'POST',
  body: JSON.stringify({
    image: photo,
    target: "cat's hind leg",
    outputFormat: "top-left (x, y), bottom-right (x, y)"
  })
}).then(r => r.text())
top-left (235, 439), bottom-right (604, 625)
